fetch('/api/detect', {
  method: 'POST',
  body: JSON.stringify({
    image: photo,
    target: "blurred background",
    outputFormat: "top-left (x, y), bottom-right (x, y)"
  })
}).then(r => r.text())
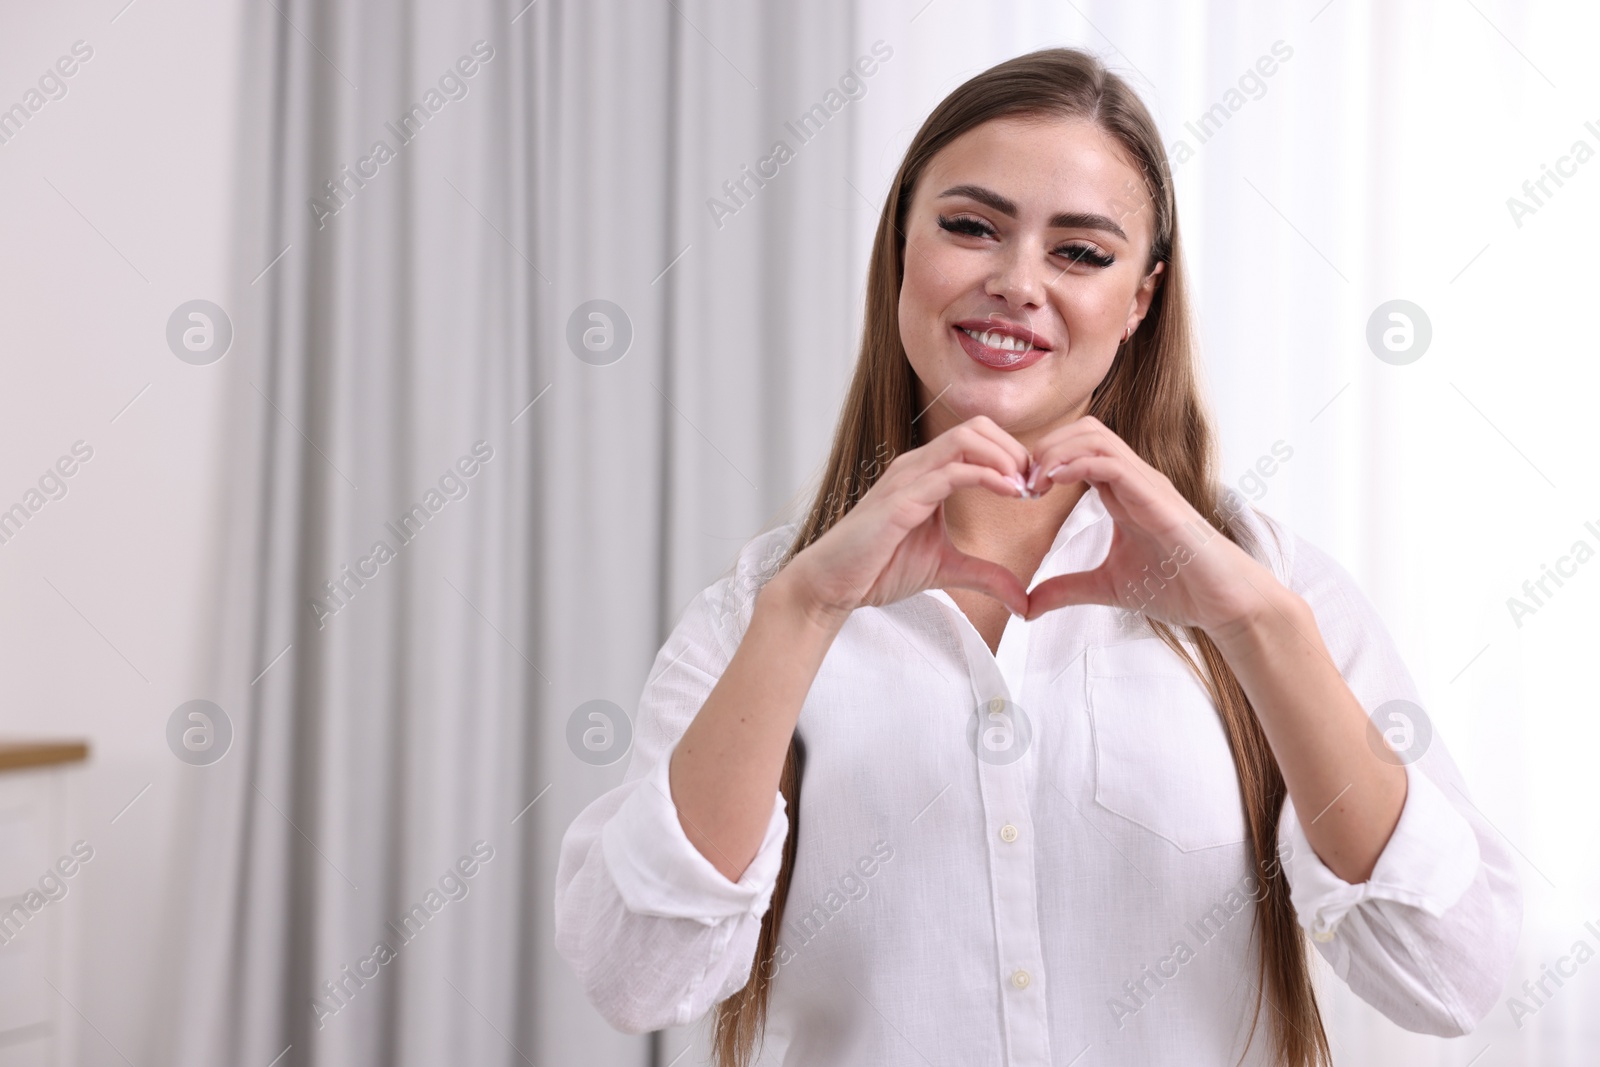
top-left (1, 0), bottom-right (1596, 1064)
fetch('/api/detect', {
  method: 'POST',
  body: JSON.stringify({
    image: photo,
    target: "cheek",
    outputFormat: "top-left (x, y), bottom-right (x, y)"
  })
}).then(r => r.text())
top-left (1055, 278), bottom-right (1128, 332)
top-left (898, 247), bottom-right (955, 344)
top-left (901, 245), bottom-right (949, 308)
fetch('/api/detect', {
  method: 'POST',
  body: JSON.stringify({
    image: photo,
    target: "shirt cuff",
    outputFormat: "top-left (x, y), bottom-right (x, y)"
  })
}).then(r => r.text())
top-left (1280, 759), bottom-right (1480, 943)
top-left (601, 748), bottom-right (790, 924)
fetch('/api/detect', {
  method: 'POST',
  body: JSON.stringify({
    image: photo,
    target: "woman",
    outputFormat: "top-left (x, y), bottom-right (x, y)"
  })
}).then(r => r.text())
top-left (555, 47), bottom-right (1521, 1066)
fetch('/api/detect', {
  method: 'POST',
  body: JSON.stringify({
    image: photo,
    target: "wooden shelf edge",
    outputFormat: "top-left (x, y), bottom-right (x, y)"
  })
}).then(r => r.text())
top-left (0, 741), bottom-right (91, 773)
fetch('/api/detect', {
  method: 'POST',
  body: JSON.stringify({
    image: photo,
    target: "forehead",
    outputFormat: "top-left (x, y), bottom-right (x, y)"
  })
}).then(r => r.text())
top-left (917, 115), bottom-right (1155, 242)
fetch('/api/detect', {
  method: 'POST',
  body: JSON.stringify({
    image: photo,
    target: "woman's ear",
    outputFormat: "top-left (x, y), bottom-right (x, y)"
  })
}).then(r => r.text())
top-left (1133, 259), bottom-right (1166, 319)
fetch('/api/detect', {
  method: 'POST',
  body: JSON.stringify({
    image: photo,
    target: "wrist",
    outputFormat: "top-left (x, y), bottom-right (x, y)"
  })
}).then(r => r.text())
top-left (760, 565), bottom-right (852, 637)
top-left (1206, 580), bottom-right (1310, 655)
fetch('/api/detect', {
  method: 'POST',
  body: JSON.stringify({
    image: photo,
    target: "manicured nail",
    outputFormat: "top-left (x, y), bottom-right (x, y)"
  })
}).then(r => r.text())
top-left (1046, 464), bottom-right (1067, 479)
top-left (1006, 472), bottom-right (1027, 497)
top-left (1024, 460), bottom-right (1041, 493)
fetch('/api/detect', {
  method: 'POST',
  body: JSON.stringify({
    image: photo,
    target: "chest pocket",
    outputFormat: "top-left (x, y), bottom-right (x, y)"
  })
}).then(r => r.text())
top-left (1085, 638), bottom-right (1249, 852)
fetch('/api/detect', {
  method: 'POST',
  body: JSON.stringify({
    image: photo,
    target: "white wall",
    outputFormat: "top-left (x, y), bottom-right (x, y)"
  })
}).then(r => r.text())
top-left (0, 2), bottom-right (241, 1062)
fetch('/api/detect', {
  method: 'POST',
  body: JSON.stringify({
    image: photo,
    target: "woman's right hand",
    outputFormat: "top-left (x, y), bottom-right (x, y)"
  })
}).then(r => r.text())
top-left (777, 416), bottom-right (1034, 626)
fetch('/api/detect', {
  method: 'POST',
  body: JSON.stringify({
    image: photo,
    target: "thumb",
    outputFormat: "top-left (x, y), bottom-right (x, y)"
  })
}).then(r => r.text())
top-left (935, 543), bottom-right (1030, 618)
top-left (1024, 568), bottom-right (1115, 620)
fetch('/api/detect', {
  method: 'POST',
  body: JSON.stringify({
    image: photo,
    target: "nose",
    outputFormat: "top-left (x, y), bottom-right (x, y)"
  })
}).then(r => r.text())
top-left (984, 239), bottom-right (1048, 309)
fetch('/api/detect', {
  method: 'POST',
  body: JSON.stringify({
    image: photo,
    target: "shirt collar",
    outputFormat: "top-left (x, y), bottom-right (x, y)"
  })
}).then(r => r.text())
top-left (1040, 483), bottom-right (1109, 568)
top-left (918, 483), bottom-right (1110, 608)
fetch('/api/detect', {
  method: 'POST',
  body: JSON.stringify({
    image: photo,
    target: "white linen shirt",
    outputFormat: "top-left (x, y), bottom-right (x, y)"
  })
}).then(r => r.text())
top-left (554, 488), bottom-right (1522, 1065)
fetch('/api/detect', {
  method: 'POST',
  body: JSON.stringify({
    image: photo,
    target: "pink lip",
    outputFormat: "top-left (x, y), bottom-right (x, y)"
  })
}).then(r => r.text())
top-left (953, 324), bottom-right (1048, 371)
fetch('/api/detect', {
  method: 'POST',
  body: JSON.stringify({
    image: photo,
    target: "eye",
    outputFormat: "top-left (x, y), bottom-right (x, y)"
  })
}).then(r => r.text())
top-left (937, 214), bottom-right (993, 239)
top-left (1053, 243), bottom-right (1115, 268)
top-left (937, 214), bottom-right (1116, 269)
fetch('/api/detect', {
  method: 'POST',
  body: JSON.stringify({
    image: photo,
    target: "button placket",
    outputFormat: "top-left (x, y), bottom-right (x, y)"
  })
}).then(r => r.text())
top-left (926, 590), bottom-right (1053, 1066)
top-left (976, 709), bottom-right (1051, 1063)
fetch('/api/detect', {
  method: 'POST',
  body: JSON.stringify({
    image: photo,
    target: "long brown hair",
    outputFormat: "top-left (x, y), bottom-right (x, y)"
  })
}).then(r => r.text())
top-left (713, 47), bottom-right (1330, 1067)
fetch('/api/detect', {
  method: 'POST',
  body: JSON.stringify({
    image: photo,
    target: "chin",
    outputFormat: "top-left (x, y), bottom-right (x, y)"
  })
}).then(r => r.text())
top-left (941, 380), bottom-right (1035, 422)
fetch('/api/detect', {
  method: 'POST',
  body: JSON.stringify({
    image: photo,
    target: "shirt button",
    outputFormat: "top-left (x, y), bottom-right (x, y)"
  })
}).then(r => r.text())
top-left (1313, 927), bottom-right (1336, 943)
top-left (988, 697), bottom-right (1006, 715)
top-left (999, 824), bottom-right (1018, 843)
top-left (1010, 969), bottom-right (1031, 989)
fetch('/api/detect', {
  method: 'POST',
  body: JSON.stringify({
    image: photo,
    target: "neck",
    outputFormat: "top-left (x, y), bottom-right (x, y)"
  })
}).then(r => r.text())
top-left (916, 402), bottom-right (1096, 557)
top-left (942, 478), bottom-right (1089, 563)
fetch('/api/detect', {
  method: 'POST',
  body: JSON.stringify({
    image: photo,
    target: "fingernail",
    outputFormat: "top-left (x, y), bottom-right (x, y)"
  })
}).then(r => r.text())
top-left (1024, 460), bottom-right (1040, 493)
top-left (1046, 464), bottom-right (1066, 479)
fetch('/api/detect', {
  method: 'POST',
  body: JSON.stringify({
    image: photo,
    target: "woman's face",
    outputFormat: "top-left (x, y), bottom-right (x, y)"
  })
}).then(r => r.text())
top-left (897, 114), bottom-right (1165, 446)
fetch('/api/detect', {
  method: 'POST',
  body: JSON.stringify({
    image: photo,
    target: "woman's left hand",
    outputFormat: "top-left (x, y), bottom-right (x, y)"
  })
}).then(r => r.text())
top-left (1020, 416), bottom-right (1282, 638)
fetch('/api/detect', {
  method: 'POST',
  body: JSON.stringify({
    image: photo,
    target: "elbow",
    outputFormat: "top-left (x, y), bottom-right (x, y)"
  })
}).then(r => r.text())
top-left (1450, 989), bottom-right (1500, 1040)
top-left (555, 924), bottom-right (669, 1034)
top-left (1412, 998), bottom-right (1483, 1040)
top-left (1382, 972), bottom-right (1496, 1039)
top-left (602, 998), bottom-right (682, 1037)
top-left (554, 891), bottom-right (690, 1036)
top-left (1444, 863), bottom-right (1525, 1038)
top-left (1413, 975), bottom-right (1500, 1039)
top-left (1410, 883), bottom-right (1525, 1039)
top-left (574, 958), bottom-right (687, 1035)
top-left (1446, 877), bottom-right (1525, 1038)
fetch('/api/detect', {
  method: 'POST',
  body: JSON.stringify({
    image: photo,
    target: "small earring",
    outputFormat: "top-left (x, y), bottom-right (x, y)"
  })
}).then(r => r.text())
top-left (1121, 325), bottom-right (1132, 343)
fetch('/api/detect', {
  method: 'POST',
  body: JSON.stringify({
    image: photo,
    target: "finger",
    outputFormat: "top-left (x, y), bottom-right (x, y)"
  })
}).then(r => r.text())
top-left (1036, 454), bottom-right (1161, 512)
top-left (897, 428), bottom-right (1029, 498)
top-left (937, 419), bottom-right (1030, 485)
top-left (1026, 418), bottom-right (1155, 495)
top-left (1024, 440), bottom-right (1114, 497)
top-left (937, 543), bottom-right (1031, 618)
top-left (1076, 415), bottom-right (1147, 466)
top-left (1022, 416), bottom-right (1105, 472)
top-left (1058, 415), bottom-right (1145, 467)
top-left (1023, 568), bottom-right (1115, 619)
top-left (958, 414), bottom-right (1032, 475)
top-left (902, 415), bottom-right (1024, 476)
top-left (886, 461), bottom-right (1023, 529)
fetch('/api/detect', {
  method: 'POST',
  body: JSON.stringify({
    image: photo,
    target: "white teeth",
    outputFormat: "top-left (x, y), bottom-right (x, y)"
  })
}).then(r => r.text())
top-left (961, 326), bottom-right (1031, 352)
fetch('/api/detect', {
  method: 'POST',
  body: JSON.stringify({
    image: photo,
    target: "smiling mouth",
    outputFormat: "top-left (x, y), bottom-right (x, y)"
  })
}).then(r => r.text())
top-left (959, 325), bottom-right (1035, 352)
top-left (954, 325), bottom-right (1049, 370)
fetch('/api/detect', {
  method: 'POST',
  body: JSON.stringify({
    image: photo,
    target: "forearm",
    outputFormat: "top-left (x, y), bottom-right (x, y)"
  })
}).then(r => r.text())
top-left (1209, 583), bottom-right (1408, 884)
top-left (667, 569), bottom-right (844, 883)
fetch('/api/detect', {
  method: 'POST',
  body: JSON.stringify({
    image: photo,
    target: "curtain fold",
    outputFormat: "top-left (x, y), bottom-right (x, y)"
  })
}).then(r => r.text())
top-left (164, 1), bottom-right (858, 1064)
top-left (171, 1), bottom-right (570, 1063)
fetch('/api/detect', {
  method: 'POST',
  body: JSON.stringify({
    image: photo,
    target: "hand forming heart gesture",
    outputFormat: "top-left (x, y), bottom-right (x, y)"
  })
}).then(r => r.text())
top-left (1017, 415), bottom-right (1279, 635)
top-left (781, 414), bottom-right (1281, 639)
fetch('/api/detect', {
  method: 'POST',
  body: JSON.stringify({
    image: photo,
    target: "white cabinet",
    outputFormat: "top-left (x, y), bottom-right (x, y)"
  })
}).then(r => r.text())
top-left (0, 744), bottom-right (88, 1067)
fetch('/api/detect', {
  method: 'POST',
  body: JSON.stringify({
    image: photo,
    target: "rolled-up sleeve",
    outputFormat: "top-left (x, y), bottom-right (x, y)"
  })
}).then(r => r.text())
top-left (1253, 509), bottom-right (1524, 1037)
top-left (554, 526), bottom-right (795, 1034)
top-left (602, 749), bottom-right (789, 923)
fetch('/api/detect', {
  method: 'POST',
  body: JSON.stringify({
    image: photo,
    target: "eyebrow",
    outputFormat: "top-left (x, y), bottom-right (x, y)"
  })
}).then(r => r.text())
top-left (936, 183), bottom-right (1129, 241)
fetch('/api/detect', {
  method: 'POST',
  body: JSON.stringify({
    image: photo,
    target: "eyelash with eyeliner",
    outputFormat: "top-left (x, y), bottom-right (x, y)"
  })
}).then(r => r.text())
top-left (936, 213), bottom-right (1116, 268)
